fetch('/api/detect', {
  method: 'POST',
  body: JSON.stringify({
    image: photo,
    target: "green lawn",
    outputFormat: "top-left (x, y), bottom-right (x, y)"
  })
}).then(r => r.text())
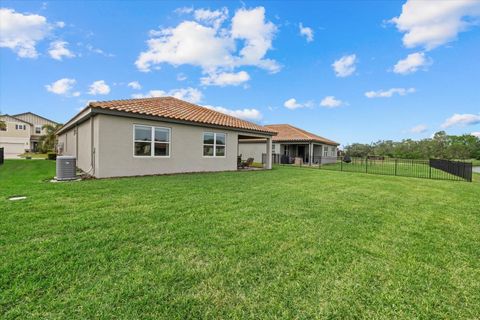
top-left (1, 160), bottom-right (480, 319)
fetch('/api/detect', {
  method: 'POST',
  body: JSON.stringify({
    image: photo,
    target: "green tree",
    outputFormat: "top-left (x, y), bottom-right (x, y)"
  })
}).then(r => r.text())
top-left (39, 124), bottom-right (62, 153)
top-left (344, 132), bottom-right (480, 160)
top-left (344, 143), bottom-right (372, 157)
top-left (0, 120), bottom-right (5, 131)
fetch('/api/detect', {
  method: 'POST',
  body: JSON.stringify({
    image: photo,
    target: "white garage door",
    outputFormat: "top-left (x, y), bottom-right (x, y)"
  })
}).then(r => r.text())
top-left (0, 143), bottom-right (27, 158)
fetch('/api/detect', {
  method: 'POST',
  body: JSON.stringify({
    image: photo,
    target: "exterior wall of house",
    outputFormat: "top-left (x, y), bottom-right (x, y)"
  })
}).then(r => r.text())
top-left (94, 114), bottom-right (248, 178)
top-left (57, 116), bottom-right (99, 174)
top-left (238, 142), bottom-right (266, 162)
top-left (76, 119), bottom-right (92, 172)
top-left (57, 112), bottom-right (273, 178)
top-left (318, 144), bottom-right (337, 164)
top-left (238, 142), bottom-right (280, 163)
top-left (313, 144), bottom-right (322, 157)
top-left (0, 116), bottom-right (31, 157)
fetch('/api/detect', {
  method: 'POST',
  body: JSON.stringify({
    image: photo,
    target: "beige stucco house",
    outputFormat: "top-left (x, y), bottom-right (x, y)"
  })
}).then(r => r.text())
top-left (56, 97), bottom-right (276, 178)
top-left (0, 112), bottom-right (58, 158)
top-left (239, 124), bottom-right (339, 165)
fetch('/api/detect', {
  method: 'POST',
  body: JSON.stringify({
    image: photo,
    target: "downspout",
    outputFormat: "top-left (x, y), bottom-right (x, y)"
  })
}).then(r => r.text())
top-left (78, 115), bottom-right (95, 176)
top-left (91, 115), bottom-right (95, 177)
top-left (75, 124), bottom-right (79, 159)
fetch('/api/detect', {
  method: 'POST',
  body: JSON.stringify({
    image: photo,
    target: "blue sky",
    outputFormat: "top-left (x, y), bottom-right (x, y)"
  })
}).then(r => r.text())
top-left (1, 1), bottom-right (479, 146)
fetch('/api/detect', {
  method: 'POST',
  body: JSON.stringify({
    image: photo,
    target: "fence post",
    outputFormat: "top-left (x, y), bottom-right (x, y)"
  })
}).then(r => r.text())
top-left (394, 159), bottom-right (397, 176)
top-left (429, 161), bottom-right (432, 179)
top-left (340, 157), bottom-right (343, 171)
top-left (365, 157), bottom-right (368, 173)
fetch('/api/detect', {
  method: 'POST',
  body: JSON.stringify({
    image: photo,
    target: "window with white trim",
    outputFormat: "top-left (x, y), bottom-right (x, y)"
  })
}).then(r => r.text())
top-left (15, 124), bottom-right (26, 130)
top-left (133, 125), bottom-right (170, 157)
top-left (323, 146), bottom-right (328, 157)
top-left (35, 125), bottom-right (42, 134)
top-left (203, 132), bottom-right (226, 157)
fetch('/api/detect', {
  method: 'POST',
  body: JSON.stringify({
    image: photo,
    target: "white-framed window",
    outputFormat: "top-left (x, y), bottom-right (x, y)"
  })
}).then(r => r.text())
top-left (15, 124), bottom-right (26, 130)
top-left (203, 132), bottom-right (226, 157)
top-left (35, 125), bottom-right (42, 134)
top-left (133, 124), bottom-right (170, 157)
top-left (323, 146), bottom-right (328, 157)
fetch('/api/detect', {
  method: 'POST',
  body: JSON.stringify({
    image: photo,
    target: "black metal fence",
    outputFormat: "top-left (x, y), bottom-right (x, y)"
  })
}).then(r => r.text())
top-left (318, 157), bottom-right (472, 182)
top-left (0, 147), bottom-right (4, 165)
top-left (280, 156), bottom-right (471, 182)
top-left (429, 159), bottom-right (472, 182)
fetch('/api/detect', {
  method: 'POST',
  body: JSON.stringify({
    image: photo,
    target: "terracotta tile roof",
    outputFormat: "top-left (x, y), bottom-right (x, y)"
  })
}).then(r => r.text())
top-left (88, 97), bottom-right (276, 135)
top-left (265, 124), bottom-right (339, 145)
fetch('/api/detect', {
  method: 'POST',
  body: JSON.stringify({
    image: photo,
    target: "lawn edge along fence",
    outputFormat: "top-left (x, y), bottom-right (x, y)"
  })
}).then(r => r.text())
top-left (278, 156), bottom-right (473, 182)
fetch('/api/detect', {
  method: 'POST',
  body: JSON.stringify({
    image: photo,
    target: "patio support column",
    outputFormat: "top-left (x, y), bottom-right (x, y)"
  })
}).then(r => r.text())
top-left (265, 137), bottom-right (272, 169)
top-left (309, 142), bottom-right (313, 166)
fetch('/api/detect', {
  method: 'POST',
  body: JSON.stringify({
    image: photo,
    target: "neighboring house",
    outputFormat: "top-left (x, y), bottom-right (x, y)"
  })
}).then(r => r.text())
top-left (0, 115), bottom-right (31, 158)
top-left (239, 124), bottom-right (339, 165)
top-left (13, 112), bottom-right (59, 152)
top-left (56, 97), bottom-right (276, 178)
top-left (0, 112), bottom-right (57, 158)
top-left (0, 112), bottom-right (59, 158)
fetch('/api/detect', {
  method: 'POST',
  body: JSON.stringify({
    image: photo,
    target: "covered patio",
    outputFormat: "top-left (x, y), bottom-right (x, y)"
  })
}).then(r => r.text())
top-left (237, 134), bottom-right (273, 170)
top-left (279, 142), bottom-right (328, 165)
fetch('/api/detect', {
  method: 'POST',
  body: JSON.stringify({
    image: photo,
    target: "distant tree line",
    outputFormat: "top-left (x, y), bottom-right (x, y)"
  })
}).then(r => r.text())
top-left (344, 131), bottom-right (480, 160)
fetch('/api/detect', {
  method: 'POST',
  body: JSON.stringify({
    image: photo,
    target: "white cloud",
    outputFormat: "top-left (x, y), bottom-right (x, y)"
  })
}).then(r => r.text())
top-left (390, 0), bottom-right (480, 50)
top-left (320, 96), bottom-right (343, 108)
top-left (471, 132), bottom-right (480, 138)
top-left (200, 71), bottom-right (250, 86)
top-left (283, 98), bottom-right (315, 110)
top-left (48, 40), bottom-right (75, 60)
top-left (231, 7), bottom-right (279, 73)
top-left (441, 113), bottom-right (480, 128)
top-left (45, 78), bottom-right (79, 96)
top-left (194, 7), bottom-right (228, 29)
top-left (56, 21), bottom-right (65, 28)
top-left (299, 23), bottom-right (314, 42)
top-left (365, 87), bottom-right (415, 98)
top-left (175, 7), bottom-right (194, 15)
top-left (203, 105), bottom-right (262, 121)
top-left (283, 98), bottom-right (302, 110)
top-left (127, 81), bottom-right (141, 90)
top-left (88, 80), bottom-right (110, 95)
top-left (0, 8), bottom-right (52, 58)
top-left (136, 21), bottom-right (234, 72)
top-left (132, 87), bottom-right (203, 104)
top-left (177, 73), bottom-right (187, 81)
top-left (135, 7), bottom-right (279, 84)
top-left (85, 44), bottom-right (114, 57)
top-left (332, 54), bottom-right (357, 77)
top-left (393, 52), bottom-right (431, 74)
top-left (410, 124), bottom-right (428, 133)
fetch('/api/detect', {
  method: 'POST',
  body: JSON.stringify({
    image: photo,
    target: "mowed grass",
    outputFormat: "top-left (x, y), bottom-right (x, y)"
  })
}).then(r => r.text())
top-left (1, 160), bottom-right (480, 319)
